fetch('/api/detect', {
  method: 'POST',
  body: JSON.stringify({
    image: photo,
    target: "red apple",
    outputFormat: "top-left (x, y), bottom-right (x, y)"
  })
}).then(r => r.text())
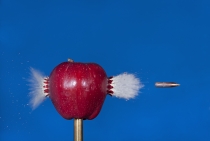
top-left (49, 60), bottom-right (108, 120)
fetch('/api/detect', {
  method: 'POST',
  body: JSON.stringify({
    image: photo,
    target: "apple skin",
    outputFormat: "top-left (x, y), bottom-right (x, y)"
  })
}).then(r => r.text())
top-left (49, 61), bottom-right (108, 120)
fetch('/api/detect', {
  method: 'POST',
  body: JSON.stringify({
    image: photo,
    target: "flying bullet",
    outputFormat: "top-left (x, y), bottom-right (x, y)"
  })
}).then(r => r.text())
top-left (155, 82), bottom-right (180, 88)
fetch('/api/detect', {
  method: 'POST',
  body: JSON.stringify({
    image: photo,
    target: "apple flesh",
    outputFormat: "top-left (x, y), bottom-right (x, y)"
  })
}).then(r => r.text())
top-left (49, 61), bottom-right (108, 120)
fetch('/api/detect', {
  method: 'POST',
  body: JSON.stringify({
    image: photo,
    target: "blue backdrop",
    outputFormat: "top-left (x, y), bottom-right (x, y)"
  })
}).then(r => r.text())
top-left (1, 0), bottom-right (210, 141)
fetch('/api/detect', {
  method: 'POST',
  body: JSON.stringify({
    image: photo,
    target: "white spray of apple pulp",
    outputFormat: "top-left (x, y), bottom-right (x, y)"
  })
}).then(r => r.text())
top-left (28, 68), bottom-right (49, 110)
top-left (28, 68), bottom-right (144, 109)
top-left (110, 73), bottom-right (144, 100)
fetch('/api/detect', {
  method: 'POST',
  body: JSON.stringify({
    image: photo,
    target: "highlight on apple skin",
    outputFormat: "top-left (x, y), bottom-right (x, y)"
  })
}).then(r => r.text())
top-left (28, 59), bottom-right (144, 120)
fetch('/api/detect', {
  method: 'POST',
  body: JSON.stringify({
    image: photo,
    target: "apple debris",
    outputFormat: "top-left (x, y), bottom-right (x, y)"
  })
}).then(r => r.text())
top-left (28, 68), bottom-right (49, 110)
top-left (108, 73), bottom-right (144, 100)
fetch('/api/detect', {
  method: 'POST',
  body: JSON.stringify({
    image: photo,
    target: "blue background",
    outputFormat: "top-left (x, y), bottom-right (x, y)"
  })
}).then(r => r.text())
top-left (1, 0), bottom-right (210, 140)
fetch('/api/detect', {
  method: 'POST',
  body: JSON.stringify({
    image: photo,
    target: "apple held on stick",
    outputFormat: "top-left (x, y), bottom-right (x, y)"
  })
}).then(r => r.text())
top-left (29, 59), bottom-right (144, 120)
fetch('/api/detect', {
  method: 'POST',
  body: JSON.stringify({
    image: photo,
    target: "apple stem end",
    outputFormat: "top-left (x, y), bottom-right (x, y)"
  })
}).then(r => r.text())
top-left (68, 58), bottom-right (74, 62)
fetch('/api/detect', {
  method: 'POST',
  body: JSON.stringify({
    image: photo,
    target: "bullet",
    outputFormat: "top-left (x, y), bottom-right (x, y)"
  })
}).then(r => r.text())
top-left (155, 82), bottom-right (180, 88)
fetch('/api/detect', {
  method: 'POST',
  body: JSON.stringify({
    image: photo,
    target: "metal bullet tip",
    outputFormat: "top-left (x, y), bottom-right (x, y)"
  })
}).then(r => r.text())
top-left (155, 82), bottom-right (180, 88)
